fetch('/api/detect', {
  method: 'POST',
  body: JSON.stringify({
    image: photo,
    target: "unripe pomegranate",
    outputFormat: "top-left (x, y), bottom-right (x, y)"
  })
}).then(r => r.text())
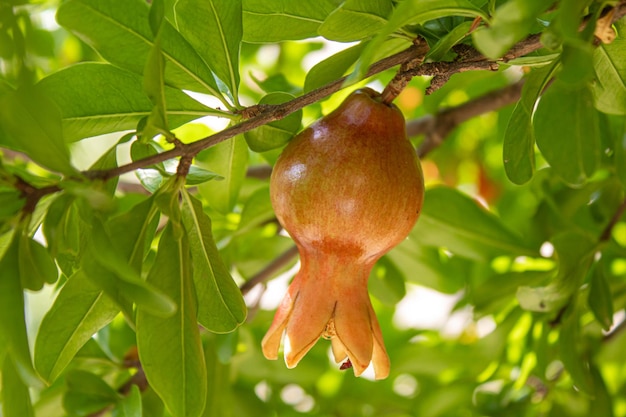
top-left (262, 88), bottom-right (424, 379)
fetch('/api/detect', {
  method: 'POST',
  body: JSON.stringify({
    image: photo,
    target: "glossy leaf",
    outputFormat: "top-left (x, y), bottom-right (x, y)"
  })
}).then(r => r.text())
top-left (0, 87), bottom-right (73, 174)
top-left (472, 271), bottom-right (552, 315)
top-left (18, 234), bottom-right (58, 291)
top-left (235, 186), bottom-right (274, 236)
top-left (0, 189), bottom-right (24, 221)
top-left (517, 231), bottom-right (596, 313)
top-left (197, 135), bottom-right (248, 214)
top-left (242, 0), bottom-right (339, 43)
top-left (503, 63), bottom-right (556, 185)
top-left (89, 217), bottom-right (175, 316)
top-left (592, 34), bottom-right (626, 115)
top-left (386, 238), bottom-right (464, 294)
top-left (589, 363), bottom-right (615, 417)
top-left (588, 262), bottom-right (614, 331)
top-left (612, 116), bottom-right (626, 188)
top-left (42, 194), bottom-right (82, 275)
top-left (203, 338), bottom-right (232, 417)
top-left (142, 15), bottom-right (169, 141)
top-left (472, 0), bottom-right (553, 59)
top-left (137, 223), bottom-right (207, 417)
top-left (37, 63), bottom-right (219, 142)
top-left (304, 43), bottom-right (364, 93)
top-left (176, 0), bottom-right (242, 103)
top-left (534, 82), bottom-right (600, 186)
top-left (1, 357), bottom-right (35, 417)
top-left (318, 0), bottom-right (392, 42)
top-left (0, 236), bottom-right (42, 388)
top-left (64, 370), bottom-right (119, 415)
top-left (368, 257), bottom-right (406, 306)
top-left (560, 305), bottom-right (594, 395)
top-left (244, 92), bottom-right (302, 152)
top-left (352, 0), bottom-right (487, 80)
top-left (34, 270), bottom-right (119, 382)
top-left (426, 20), bottom-right (473, 61)
top-left (181, 191), bottom-right (246, 333)
top-left (413, 186), bottom-right (536, 260)
top-left (118, 385), bottom-right (143, 417)
top-left (56, 0), bottom-right (226, 101)
top-left (186, 166), bottom-right (223, 186)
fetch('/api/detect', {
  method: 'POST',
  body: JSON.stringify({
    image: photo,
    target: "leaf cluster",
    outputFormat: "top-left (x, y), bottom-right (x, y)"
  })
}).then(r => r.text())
top-left (0, 0), bottom-right (626, 417)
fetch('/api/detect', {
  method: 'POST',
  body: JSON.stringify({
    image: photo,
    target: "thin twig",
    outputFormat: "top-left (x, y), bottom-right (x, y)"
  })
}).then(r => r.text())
top-left (415, 80), bottom-right (525, 158)
top-left (599, 197), bottom-right (626, 242)
top-left (240, 245), bottom-right (299, 295)
top-left (246, 79), bottom-right (526, 180)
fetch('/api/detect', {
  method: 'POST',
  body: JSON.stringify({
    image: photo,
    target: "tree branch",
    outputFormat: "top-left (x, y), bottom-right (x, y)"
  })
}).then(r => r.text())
top-left (16, 1), bottom-right (626, 205)
top-left (599, 197), bottom-right (626, 242)
top-left (245, 79), bottom-right (527, 180)
top-left (240, 245), bottom-right (299, 295)
top-left (414, 80), bottom-right (525, 158)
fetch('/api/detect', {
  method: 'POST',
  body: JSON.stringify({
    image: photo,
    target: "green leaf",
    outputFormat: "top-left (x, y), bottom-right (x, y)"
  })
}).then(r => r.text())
top-left (131, 141), bottom-right (167, 191)
top-left (89, 139), bottom-right (120, 196)
top-left (1, 357), bottom-right (35, 417)
top-left (503, 63), bottom-right (557, 185)
top-left (148, 0), bottom-right (166, 36)
top-left (242, 0), bottom-right (339, 43)
top-left (137, 223), bottom-right (207, 417)
top-left (472, 0), bottom-right (554, 59)
top-left (34, 270), bottom-right (119, 382)
top-left (534, 83), bottom-right (600, 186)
top-left (611, 116), bottom-right (626, 188)
top-left (118, 385), bottom-right (143, 417)
top-left (592, 35), bottom-right (626, 115)
top-left (186, 166), bottom-right (223, 186)
top-left (181, 191), bottom-right (246, 333)
top-left (202, 337), bottom-right (232, 417)
top-left (42, 194), bottom-right (82, 275)
top-left (235, 186), bottom-right (274, 236)
top-left (18, 234), bottom-right (58, 291)
top-left (0, 189), bottom-right (24, 221)
top-left (304, 43), bottom-right (364, 93)
top-left (559, 305), bottom-right (594, 395)
top-left (0, 236), bottom-right (43, 388)
top-left (63, 370), bottom-right (119, 416)
top-left (413, 186), bottom-right (537, 260)
top-left (0, 87), bottom-right (73, 174)
top-left (244, 92), bottom-right (302, 152)
top-left (87, 216), bottom-right (175, 317)
top-left (559, 40), bottom-right (595, 87)
top-left (588, 261), bottom-right (614, 331)
top-left (517, 231), bottom-right (596, 313)
top-left (386, 238), bottom-right (464, 294)
top-left (472, 271), bottom-right (552, 315)
top-left (56, 0), bottom-right (226, 103)
top-left (176, 0), bottom-right (242, 103)
top-left (368, 256), bottom-right (406, 306)
top-left (352, 0), bottom-right (488, 80)
top-left (142, 22), bottom-right (169, 141)
top-left (318, 0), bottom-right (392, 42)
top-left (37, 63), bottom-right (221, 142)
top-left (197, 135), bottom-right (248, 214)
top-left (425, 20), bottom-right (473, 62)
top-left (589, 363), bottom-right (615, 417)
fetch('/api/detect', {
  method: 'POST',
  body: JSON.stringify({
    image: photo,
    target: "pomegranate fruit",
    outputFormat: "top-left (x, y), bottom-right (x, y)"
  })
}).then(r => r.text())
top-left (262, 88), bottom-right (424, 379)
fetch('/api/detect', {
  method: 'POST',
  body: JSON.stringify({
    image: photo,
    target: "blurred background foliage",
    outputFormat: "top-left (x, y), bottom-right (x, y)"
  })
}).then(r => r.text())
top-left (1, 0), bottom-right (626, 416)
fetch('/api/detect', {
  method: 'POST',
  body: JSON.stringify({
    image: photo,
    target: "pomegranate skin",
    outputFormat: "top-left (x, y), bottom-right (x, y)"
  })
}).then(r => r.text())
top-left (262, 88), bottom-right (424, 379)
